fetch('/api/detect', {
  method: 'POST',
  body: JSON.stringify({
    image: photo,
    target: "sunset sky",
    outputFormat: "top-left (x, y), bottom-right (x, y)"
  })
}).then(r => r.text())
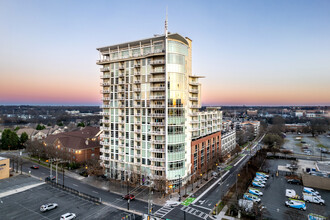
top-left (1, 0), bottom-right (329, 106)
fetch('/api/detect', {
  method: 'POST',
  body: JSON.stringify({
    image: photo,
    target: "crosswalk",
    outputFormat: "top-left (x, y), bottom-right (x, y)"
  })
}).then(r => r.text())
top-left (153, 205), bottom-right (175, 218)
top-left (181, 206), bottom-right (209, 219)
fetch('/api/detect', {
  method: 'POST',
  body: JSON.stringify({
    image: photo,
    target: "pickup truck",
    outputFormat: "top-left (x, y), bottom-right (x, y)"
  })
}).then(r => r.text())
top-left (303, 193), bottom-right (325, 205)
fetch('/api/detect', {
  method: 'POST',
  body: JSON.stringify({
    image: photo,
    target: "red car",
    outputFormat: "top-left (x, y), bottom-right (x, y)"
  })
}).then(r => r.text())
top-left (31, 165), bottom-right (39, 169)
top-left (122, 194), bottom-right (135, 200)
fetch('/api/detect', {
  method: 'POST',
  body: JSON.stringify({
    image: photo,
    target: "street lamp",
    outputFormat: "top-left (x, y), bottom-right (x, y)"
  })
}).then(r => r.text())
top-left (200, 173), bottom-right (203, 184)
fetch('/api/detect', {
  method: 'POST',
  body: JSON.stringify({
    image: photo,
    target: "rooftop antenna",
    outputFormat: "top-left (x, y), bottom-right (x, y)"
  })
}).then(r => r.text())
top-left (165, 7), bottom-right (168, 37)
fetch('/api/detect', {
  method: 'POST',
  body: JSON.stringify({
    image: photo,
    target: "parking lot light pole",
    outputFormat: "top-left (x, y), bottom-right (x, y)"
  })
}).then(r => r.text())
top-left (62, 165), bottom-right (65, 187)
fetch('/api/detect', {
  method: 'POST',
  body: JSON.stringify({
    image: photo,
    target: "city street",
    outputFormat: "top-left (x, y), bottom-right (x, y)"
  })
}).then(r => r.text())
top-left (155, 135), bottom-right (264, 220)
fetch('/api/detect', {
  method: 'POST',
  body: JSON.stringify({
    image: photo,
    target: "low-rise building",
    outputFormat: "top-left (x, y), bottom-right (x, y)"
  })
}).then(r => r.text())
top-left (241, 121), bottom-right (260, 136)
top-left (43, 127), bottom-right (101, 163)
top-left (0, 157), bottom-right (10, 180)
top-left (221, 130), bottom-right (236, 157)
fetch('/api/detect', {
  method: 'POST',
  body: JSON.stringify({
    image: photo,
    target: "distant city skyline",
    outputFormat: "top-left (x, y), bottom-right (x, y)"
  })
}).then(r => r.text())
top-left (1, 0), bottom-right (330, 106)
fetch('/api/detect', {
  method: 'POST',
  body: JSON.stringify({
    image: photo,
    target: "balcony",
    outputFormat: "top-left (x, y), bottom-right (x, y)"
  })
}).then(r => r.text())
top-left (118, 73), bottom-right (124, 77)
top-left (101, 105), bottom-right (110, 108)
top-left (102, 127), bottom-right (110, 131)
top-left (150, 60), bottom-right (165, 65)
top-left (134, 80), bottom-right (141, 84)
top-left (119, 66), bottom-right (125, 70)
top-left (150, 78), bottom-right (165, 83)
top-left (134, 64), bottom-right (141, 68)
top-left (133, 104), bottom-right (141, 108)
top-left (101, 112), bottom-right (110, 116)
top-left (150, 95), bottom-right (165, 100)
top-left (150, 122), bottom-right (165, 126)
top-left (150, 131), bottom-right (165, 135)
top-left (133, 88), bottom-right (141, 92)
top-left (190, 105), bottom-right (200, 109)
top-left (100, 134), bottom-right (110, 138)
top-left (189, 97), bottom-right (199, 101)
top-left (150, 87), bottom-right (165, 91)
top-left (104, 164), bottom-right (110, 168)
top-left (190, 112), bottom-right (198, 117)
top-left (150, 113), bottom-right (165, 117)
top-left (189, 81), bottom-right (199, 86)
top-left (101, 90), bottom-right (110, 94)
top-left (134, 72), bottom-right (140, 76)
top-left (191, 120), bottom-right (199, 124)
top-left (151, 139), bottom-right (165, 144)
top-left (191, 127), bottom-right (199, 132)
top-left (118, 81), bottom-right (125, 85)
top-left (101, 82), bottom-right (110, 86)
top-left (100, 67), bottom-right (110, 72)
top-left (150, 157), bottom-right (166, 162)
top-left (134, 96), bottom-right (141, 100)
top-left (100, 75), bottom-right (110, 79)
top-left (189, 89), bottom-right (198, 93)
top-left (150, 148), bottom-right (165, 153)
top-left (150, 166), bottom-right (166, 171)
top-left (151, 104), bottom-right (165, 108)
top-left (102, 97), bottom-right (111, 101)
top-left (118, 136), bottom-right (125, 140)
top-left (150, 69), bottom-right (165, 74)
top-left (134, 129), bottom-right (141, 133)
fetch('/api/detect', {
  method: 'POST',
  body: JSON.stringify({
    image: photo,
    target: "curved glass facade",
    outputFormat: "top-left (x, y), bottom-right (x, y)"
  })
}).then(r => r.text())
top-left (167, 40), bottom-right (189, 179)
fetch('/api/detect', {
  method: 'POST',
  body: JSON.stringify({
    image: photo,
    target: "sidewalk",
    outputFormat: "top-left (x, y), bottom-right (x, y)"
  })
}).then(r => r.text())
top-left (215, 205), bottom-right (238, 220)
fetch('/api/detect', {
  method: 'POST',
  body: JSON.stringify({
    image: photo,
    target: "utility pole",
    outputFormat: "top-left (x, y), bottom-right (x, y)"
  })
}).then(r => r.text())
top-left (62, 165), bottom-right (65, 186)
top-left (56, 160), bottom-right (58, 184)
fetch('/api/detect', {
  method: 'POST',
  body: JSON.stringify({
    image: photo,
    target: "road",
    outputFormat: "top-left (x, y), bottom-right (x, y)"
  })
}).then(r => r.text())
top-left (1, 134), bottom-right (264, 220)
top-left (156, 135), bottom-right (265, 220)
top-left (0, 151), bottom-right (158, 217)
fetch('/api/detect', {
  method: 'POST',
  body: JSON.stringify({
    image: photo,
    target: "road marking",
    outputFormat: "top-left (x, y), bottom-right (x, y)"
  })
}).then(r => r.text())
top-left (41, 172), bottom-right (45, 175)
top-left (233, 155), bottom-right (247, 166)
top-left (153, 205), bottom-right (174, 218)
top-left (192, 171), bottom-right (229, 205)
top-left (73, 184), bottom-right (78, 187)
top-left (192, 204), bottom-right (212, 211)
top-left (92, 191), bottom-right (99, 194)
top-left (0, 182), bottom-right (45, 198)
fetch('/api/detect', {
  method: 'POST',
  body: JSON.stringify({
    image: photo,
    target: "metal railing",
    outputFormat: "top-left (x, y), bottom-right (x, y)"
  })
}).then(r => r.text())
top-left (45, 179), bottom-right (102, 204)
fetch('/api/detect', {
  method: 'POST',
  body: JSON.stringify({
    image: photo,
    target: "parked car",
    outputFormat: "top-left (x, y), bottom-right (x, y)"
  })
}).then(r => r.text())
top-left (255, 176), bottom-right (267, 181)
top-left (287, 179), bottom-right (302, 185)
top-left (79, 170), bottom-right (88, 177)
top-left (60, 213), bottom-right (76, 220)
top-left (256, 172), bottom-right (269, 178)
top-left (285, 199), bottom-right (306, 211)
top-left (31, 165), bottom-right (39, 169)
top-left (122, 194), bottom-right (135, 200)
top-left (303, 187), bottom-right (320, 196)
top-left (252, 181), bottom-right (265, 188)
top-left (253, 178), bottom-right (266, 184)
top-left (40, 203), bottom-right (58, 212)
top-left (248, 188), bottom-right (263, 196)
top-left (243, 193), bottom-right (261, 203)
top-left (45, 175), bottom-right (56, 181)
top-left (303, 193), bottom-right (325, 205)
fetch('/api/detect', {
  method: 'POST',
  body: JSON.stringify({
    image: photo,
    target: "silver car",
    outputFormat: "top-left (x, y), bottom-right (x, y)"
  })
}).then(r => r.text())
top-left (40, 203), bottom-right (58, 212)
top-left (60, 213), bottom-right (76, 220)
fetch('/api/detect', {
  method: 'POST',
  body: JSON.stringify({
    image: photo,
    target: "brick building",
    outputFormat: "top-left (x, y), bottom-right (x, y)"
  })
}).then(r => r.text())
top-left (44, 127), bottom-right (101, 163)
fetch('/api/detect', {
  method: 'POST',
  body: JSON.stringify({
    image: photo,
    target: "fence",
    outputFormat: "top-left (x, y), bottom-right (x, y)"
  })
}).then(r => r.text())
top-left (45, 179), bottom-right (102, 204)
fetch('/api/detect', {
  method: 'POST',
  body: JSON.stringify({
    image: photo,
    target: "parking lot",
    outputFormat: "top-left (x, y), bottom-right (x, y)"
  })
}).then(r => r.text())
top-left (0, 175), bottom-right (138, 220)
top-left (257, 159), bottom-right (330, 219)
top-left (282, 134), bottom-right (330, 160)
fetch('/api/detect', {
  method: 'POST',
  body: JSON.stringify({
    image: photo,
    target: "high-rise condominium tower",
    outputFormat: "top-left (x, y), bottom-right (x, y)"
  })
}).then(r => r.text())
top-left (97, 32), bottom-right (222, 188)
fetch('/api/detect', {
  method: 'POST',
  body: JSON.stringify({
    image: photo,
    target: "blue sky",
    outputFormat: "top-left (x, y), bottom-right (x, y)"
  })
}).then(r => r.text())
top-left (0, 0), bottom-right (329, 105)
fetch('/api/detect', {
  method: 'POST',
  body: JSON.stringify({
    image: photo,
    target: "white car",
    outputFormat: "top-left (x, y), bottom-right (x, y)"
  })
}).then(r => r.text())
top-left (60, 213), bottom-right (76, 220)
top-left (253, 178), bottom-right (266, 184)
top-left (40, 203), bottom-right (58, 212)
top-left (252, 181), bottom-right (265, 188)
